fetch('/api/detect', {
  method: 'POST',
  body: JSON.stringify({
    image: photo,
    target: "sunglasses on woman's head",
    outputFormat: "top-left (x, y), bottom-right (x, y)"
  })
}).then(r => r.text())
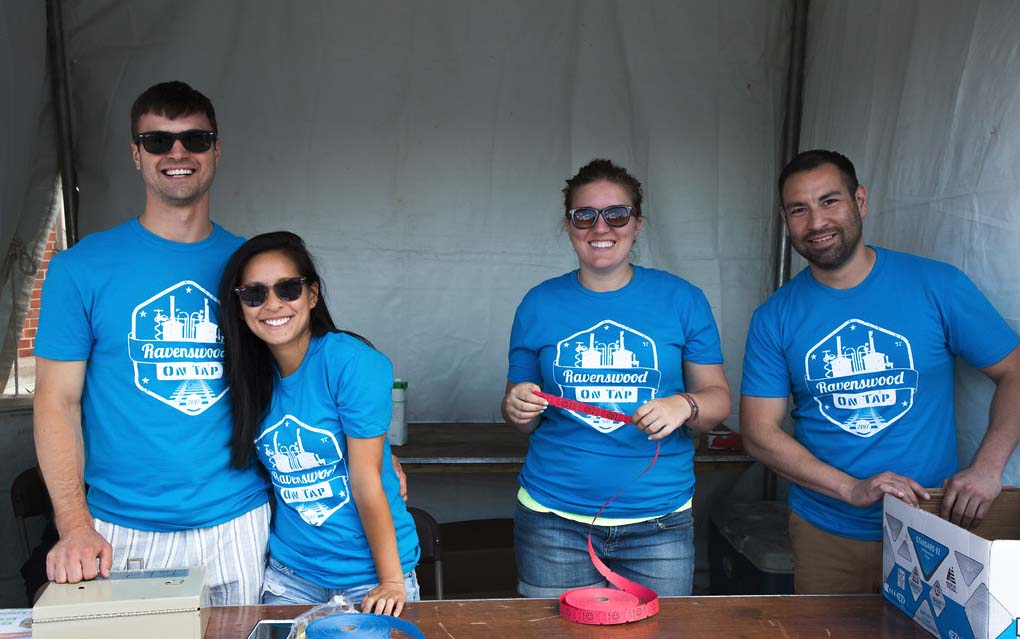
top-left (133, 129), bottom-right (217, 155)
top-left (234, 277), bottom-right (307, 307)
top-left (565, 205), bottom-right (634, 229)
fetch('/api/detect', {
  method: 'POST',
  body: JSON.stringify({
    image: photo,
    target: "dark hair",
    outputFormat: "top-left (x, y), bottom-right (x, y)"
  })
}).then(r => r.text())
top-left (130, 81), bottom-right (218, 137)
top-left (562, 159), bottom-right (644, 217)
top-left (778, 149), bottom-right (859, 198)
top-left (219, 231), bottom-right (358, 469)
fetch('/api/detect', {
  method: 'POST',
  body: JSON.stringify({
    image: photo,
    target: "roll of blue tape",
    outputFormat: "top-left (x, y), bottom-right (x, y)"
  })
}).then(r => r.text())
top-left (305, 613), bottom-right (426, 639)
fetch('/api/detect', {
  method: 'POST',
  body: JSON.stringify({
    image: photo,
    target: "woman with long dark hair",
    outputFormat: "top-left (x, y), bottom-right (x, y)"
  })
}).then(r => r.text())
top-left (219, 231), bottom-right (419, 614)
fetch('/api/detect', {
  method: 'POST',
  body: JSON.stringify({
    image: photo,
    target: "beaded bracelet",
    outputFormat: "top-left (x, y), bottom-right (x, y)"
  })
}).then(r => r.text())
top-left (678, 392), bottom-right (699, 425)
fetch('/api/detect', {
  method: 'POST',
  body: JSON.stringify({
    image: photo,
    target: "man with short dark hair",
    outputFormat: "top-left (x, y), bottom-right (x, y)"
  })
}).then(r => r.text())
top-left (34, 81), bottom-right (270, 604)
top-left (740, 149), bottom-right (1020, 594)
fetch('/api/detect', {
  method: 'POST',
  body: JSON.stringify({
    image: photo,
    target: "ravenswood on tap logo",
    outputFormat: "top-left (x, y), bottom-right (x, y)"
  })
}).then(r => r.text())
top-left (803, 319), bottom-right (919, 438)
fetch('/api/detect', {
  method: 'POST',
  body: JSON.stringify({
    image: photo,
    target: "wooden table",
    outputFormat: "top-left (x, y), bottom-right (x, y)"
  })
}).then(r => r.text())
top-left (396, 423), bottom-right (754, 473)
top-left (206, 595), bottom-right (929, 638)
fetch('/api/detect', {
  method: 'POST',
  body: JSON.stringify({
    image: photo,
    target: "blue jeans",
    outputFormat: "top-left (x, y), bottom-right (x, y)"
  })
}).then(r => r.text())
top-left (513, 502), bottom-right (694, 598)
top-left (261, 557), bottom-right (421, 605)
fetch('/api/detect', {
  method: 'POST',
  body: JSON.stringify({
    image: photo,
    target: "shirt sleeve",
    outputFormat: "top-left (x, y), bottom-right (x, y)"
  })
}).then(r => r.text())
top-left (335, 344), bottom-right (394, 439)
top-left (34, 252), bottom-right (93, 360)
top-left (679, 288), bottom-right (724, 365)
top-left (941, 268), bottom-right (1019, 368)
top-left (740, 303), bottom-right (793, 398)
top-left (507, 299), bottom-right (541, 384)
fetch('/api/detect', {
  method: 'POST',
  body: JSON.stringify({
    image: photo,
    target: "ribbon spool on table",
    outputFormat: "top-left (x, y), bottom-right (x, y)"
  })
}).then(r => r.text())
top-left (305, 613), bottom-right (425, 639)
top-left (559, 564), bottom-right (660, 624)
top-left (533, 390), bottom-right (662, 626)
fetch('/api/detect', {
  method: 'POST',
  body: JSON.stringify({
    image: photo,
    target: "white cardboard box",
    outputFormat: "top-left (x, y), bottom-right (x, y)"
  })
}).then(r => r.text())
top-left (32, 567), bottom-right (208, 639)
top-left (883, 491), bottom-right (1020, 639)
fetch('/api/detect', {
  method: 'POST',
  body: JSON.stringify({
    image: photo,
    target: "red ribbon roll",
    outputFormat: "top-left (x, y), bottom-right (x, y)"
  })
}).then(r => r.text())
top-left (530, 392), bottom-right (663, 626)
top-left (559, 440), bottom-right (662, 624)
top-left (559, 555), bottom-right (660, 624)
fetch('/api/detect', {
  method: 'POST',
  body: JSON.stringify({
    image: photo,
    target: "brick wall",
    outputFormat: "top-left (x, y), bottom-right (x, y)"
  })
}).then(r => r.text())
top-left (18, 229), bottom-right (58, 358)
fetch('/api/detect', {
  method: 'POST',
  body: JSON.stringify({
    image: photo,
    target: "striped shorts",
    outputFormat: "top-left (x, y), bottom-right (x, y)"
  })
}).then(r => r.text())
top-left (93, 502), bottom-right (270, 605)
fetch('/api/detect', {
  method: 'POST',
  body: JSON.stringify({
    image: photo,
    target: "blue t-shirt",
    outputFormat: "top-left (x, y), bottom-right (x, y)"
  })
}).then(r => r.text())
top-left (258, 332), bottom-right (419, 589)
top-left (741, 247), bottom-right (1018, 541)
top-left (508, 266), bottom-right (724, 518)
top-left (35, 218), bottom-right (269, 531)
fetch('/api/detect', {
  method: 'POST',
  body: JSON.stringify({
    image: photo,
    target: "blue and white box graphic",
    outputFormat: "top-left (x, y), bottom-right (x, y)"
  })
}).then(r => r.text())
top-left (882, 493), bottom-right (1020, 639)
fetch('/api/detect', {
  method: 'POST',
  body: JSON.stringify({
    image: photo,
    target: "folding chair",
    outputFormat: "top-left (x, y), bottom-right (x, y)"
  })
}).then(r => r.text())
top-left (10, 466), bottom-right (52, 559)
top-left (407, 506), bottom-right (443, 599)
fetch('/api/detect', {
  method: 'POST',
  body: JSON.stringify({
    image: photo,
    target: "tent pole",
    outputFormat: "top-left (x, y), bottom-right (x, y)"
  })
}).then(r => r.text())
top-left (46, 0), bottom-right (78, 247)
top-left (773, 0), bottom-right (809, 290)
top-left (764, 0), bottom-right (810, 501)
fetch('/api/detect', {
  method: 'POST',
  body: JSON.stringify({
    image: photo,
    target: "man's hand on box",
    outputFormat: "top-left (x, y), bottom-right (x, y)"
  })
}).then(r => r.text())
top-left (941, 465), bottom-right (1001, 529)
top-left (848, 471), bottom-right (929, 508)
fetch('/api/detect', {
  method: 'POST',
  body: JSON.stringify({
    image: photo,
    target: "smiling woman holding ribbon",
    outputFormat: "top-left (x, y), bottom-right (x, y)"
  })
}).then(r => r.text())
top-left (501, 159), bottom-right (731, 597)
top-left (219, 232), bottom-right (419, 614)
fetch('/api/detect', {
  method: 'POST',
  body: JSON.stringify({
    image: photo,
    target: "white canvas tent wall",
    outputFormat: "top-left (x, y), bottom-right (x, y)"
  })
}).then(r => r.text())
top-left (2, 0), bottom-right (1019, 484)
top-left (4, 0), bottom-right (791, 421)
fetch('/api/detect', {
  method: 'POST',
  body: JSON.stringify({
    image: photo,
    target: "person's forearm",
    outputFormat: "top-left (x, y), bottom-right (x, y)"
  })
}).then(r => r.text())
top-left (684, 385), bottom-right (731, 434)
top-left (742, 421), bottom-right (857, 503)
top-left (34, 399), bottom-right (93, 533)
top-left (969, 368), bottom-right (1020, 476)
top-left (352, 479), bottom-right (404, 584)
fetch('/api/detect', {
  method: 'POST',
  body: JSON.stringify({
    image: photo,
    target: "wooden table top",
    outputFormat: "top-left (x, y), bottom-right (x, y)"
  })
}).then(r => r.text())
top-left (206, 595), bottom-right (929, 639)
top-left (396, 423), bottom-right (754, 472)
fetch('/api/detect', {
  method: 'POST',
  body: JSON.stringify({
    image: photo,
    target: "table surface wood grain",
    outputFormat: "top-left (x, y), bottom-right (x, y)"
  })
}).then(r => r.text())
top-left (206, 595), bottom-right (930, 639)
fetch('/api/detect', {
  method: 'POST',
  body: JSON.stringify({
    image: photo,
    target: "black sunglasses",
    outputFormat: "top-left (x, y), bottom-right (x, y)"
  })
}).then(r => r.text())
top-left (134, 129), bottom-right (217, 155)
top-left (565, 205), bottom-right (635, 229)
top-left (234, 277), bottom-right (307, 308)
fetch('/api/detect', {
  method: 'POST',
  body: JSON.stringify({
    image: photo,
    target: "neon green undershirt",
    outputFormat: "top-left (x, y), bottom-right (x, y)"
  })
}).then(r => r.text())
top-left (517, 487), bottom-right (692, 526)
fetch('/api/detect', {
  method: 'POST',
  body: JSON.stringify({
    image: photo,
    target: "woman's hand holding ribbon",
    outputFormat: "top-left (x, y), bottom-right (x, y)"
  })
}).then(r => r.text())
top-left (632, 395), bottom-right (692, 440)
top-left (502, 381), bottom-right (547, 433)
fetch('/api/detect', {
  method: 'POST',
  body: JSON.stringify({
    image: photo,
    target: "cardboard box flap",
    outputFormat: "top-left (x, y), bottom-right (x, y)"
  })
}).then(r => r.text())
top-left (918, 488), bottom-right (1020, 542)
top-left (988, 541), bottom-right (1020, 633)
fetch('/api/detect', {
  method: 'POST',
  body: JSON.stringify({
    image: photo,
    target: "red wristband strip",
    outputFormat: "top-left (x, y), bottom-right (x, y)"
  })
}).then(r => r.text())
top-left (533, 390), bottom-right (632, 424)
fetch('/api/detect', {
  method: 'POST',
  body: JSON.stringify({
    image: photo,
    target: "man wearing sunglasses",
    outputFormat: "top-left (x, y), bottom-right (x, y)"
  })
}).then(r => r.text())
top-left (33, 81), bottom-right (270, 604)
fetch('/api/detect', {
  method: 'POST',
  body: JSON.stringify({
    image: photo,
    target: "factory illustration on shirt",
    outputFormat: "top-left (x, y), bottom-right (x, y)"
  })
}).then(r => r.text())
top-left (256, 414), bottom-right (349, 527)
top-left (127, 281), bottom-right (227, 415)
top-left (552, 320), bottom-right (662, 433)
top-left (804, 319), bottom-right (919, 437)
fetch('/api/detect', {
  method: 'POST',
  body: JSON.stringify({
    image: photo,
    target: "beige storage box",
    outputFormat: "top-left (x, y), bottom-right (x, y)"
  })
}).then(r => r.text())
top-left (32, 567), bottom-right (208, 639)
